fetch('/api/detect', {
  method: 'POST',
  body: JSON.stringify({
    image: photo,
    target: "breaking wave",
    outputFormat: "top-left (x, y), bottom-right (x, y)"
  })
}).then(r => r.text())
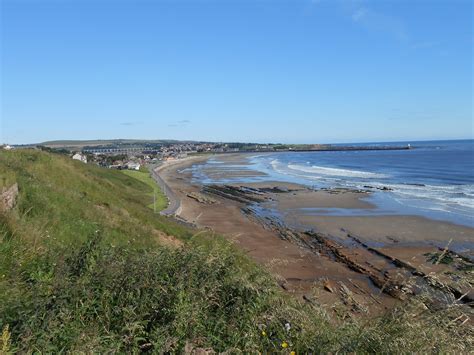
top-left (267, 158), bottom-right (474, 217)
top-left (286, 163), bottom-right (388, 179)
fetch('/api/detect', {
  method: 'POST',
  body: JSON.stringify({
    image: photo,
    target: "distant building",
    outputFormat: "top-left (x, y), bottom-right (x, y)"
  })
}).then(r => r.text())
top-left (2, 144), bottom-right (13, 150)
top-left (72, 153), bottom-right (87, 163)
top-left (126, 162), bottom-right (140, 170)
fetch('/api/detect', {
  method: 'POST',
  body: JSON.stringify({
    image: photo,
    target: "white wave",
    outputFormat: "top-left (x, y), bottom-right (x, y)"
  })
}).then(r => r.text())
top-left (357, 182), bottom-right (474, 212)
top-left (286, 163), bottom-right (388, 179)
top-left (261, 157), bottom-right (474, 224)
top-left (270, 159), bottom-right (284, 171)
top-left (270, 160), bottom-right (325, 182)
top-left (385, 184), bottom-right (474, 209)
top-left (268, 159), bottom-right (474, 212)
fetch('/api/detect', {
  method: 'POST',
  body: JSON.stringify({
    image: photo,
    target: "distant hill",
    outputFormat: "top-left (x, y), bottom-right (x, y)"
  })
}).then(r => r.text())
top-left (40, 139), bottom-right (200, 149)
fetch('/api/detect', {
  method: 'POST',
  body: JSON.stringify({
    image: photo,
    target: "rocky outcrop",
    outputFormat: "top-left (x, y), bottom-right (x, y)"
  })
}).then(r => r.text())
top-left (0, 183), bottom-right (18, 212)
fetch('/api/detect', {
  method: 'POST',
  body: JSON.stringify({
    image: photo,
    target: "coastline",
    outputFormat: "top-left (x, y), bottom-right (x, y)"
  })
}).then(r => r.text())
top-left (153, 153), bottom-right (474, 315)
top-left (151, 155), bottom-right (210, 216)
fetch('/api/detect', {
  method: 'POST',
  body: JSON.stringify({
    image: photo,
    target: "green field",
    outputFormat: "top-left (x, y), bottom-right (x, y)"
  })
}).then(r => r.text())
top-left (121, 169), bottom-right (168, 211)
top-left (0, 150), bottom-right (471, 353)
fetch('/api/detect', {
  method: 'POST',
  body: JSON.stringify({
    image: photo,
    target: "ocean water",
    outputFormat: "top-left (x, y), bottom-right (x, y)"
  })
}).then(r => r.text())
top-left (192, 140), bottom-right (474, 227)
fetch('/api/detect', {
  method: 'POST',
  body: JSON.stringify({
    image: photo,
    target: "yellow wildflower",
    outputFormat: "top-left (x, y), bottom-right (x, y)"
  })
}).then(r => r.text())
top-left (261, 330), bottom-right (267, 336)
top-left (281, 341), bottom-right (288, 348)
top-left (290, 351), bottom-right (296, 355)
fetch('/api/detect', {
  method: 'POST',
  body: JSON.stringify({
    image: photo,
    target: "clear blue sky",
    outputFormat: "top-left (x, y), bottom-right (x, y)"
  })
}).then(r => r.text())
top-left (1, 0), bottom-right (472, 144)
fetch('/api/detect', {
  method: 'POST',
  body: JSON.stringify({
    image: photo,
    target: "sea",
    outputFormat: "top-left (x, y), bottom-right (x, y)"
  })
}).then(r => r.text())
top-left (192, 140), bottom-right (474, 228)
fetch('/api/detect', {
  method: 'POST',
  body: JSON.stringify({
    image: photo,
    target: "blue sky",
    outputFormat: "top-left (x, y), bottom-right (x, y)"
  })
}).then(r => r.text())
top-left (1, 0), bottom-right (472, 144)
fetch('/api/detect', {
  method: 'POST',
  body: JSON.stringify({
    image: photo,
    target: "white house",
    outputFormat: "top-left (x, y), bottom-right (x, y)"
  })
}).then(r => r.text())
top-left (126, 162), bottom-right (140, 170)
top-left (72, 153), bottom-right (87, 163)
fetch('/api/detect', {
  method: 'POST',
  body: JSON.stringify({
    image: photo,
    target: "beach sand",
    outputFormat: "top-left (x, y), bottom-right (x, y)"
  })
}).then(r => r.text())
top-left (155, 154), bottom-right (474, 315)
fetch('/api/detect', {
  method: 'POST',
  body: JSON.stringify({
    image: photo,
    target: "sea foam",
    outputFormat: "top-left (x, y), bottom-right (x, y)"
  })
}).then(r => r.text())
top-left (267, 158), bottom-right (474, 216)
top-left (286, 163), bottom-right (388, 179)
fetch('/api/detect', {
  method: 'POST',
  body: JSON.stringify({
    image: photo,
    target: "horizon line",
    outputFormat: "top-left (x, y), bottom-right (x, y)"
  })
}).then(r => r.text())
top-left (5, 137), bottom-right (473, 147)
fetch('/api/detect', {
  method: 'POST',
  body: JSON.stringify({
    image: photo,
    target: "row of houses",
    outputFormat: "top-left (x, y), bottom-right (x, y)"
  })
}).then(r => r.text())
top-left (72, 152), bottom-right (142, 170)
top-left (108, 162), bottom-right (141, 170)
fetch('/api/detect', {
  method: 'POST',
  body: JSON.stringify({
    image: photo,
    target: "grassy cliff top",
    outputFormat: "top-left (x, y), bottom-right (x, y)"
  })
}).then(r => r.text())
top-left (0, 150), bottom-right (471, 353)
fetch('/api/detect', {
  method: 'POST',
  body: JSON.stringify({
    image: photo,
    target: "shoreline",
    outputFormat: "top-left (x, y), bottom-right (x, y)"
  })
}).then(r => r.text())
top-left (153, 153), bottom-right (474, 315)
top-left (151, 155), bottom-right (210, 216)
top-left (202, 151), bottom-right (474, 229)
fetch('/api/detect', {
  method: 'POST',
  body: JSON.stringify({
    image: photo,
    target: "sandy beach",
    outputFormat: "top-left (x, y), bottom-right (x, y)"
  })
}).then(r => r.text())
top-left (155, 153), bottom-right (474, 315)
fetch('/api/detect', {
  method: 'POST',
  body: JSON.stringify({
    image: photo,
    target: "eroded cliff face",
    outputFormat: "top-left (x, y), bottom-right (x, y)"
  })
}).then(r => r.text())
top-left (1, 183), bottom-right (18, 211)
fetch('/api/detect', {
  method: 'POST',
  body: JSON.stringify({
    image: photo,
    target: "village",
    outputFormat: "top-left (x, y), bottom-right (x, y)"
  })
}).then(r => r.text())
top-left (2, 141), bottom-right (242, 171)
top-left (2, 140), bottom-right (411, 171)
top-left (1, 140), bottom-right (310, 171)
top-left (70, 141), bottom-right (241, 170)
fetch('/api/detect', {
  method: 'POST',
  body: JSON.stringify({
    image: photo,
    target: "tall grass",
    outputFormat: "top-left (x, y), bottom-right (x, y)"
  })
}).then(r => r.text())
top-left (121, 169), bottom-right (167, 211)
top-left (0, 150), bottom-right (471, 353)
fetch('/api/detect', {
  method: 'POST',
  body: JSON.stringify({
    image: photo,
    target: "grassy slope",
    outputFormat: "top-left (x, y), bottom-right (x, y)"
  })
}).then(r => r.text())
top-left (0, 170), bottom-right (16, 190)
top-left (0, 150), bottom-right (471, 353)
top-left (121, 169), bottom-right (168, 211)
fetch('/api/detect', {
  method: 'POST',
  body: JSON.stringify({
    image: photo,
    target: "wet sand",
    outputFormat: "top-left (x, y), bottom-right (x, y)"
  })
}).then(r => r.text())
top-left (295, 215), bottom-right (473, 249)
top-left (155, 154), bottom-right (474, 316)
top-left (253, 183), bottom-right (473, 253)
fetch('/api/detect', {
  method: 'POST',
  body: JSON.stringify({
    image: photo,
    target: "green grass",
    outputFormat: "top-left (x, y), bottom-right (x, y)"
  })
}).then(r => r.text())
top-left (0, 150), bottom-right (472, 353)
top-left (0, 170), bottom-right (16, 190)
top-left (121, 169), bottom-right (167, 211)
top-left (424, 252), bottom-right (454, 265)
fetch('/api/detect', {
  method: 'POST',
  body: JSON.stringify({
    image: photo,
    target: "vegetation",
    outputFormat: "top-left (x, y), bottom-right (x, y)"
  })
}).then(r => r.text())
top-left (0, 170), bottom-right (16, 190)
top-left (36, 145), bottom-right (70, 156)
top-left (0, 150), bottom-right (472, 353)
top-left (121, 169), bottom-right (167, 211)
top-left (96, 153), bottom-right (128, 166)
top-left (425, 252), bottom-right (454, 265)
